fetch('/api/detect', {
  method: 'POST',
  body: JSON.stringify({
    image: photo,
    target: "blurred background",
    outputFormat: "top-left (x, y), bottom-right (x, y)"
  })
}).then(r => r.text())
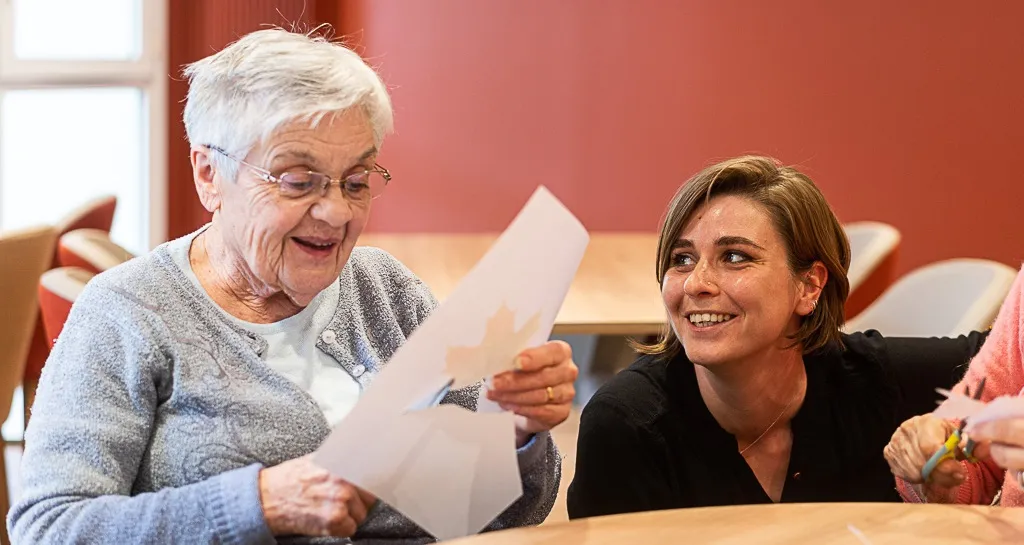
top-left (2, 1), bottom-right (1021, 272)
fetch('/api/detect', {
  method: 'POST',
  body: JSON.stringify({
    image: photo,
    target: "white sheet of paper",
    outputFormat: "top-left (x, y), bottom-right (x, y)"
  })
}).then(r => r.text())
top-left (932, 388), bottom-right (988, 420)
top-left (966, 395), bottom-right (1024, 432)
top-left (932, 389), bottom-right (1024, 433)
top-left (313, 186), bottom-right (589, 540)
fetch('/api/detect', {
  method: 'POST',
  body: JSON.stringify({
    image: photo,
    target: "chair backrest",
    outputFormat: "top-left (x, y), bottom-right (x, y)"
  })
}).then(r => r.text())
top-left (53, 195), bottom-right (117, 266)
top-left (844, 258), bottom-right (1018, 338)
top-left (843, 222), bottom-right (901, 319)
top-left (58, 228), bottom-right (135, 274)
top-left (845, 222), bottom-right (901, 293)
top-left (55, 194), bottom-right (117, 234)
top-left (39, 267), bottom-right (95, 349)
top-left (0, 225), bottom-right (58, 422)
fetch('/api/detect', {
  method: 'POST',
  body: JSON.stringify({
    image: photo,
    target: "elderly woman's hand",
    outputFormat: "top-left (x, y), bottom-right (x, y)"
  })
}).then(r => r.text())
top-left (883, 414), bottom-right (966, 488)
top-left (259, 455), bottom-right (376, 537)
top-left (485, 340), bottom-right (578, 444)
top-left (969, 416), bottom-right (1024, 482)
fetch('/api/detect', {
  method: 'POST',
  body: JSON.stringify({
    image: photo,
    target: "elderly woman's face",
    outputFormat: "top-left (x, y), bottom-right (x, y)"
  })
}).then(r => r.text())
top-left (215, 109), bottom-right (375, 305)
top-left (662, 195), bottom-right (811, 367)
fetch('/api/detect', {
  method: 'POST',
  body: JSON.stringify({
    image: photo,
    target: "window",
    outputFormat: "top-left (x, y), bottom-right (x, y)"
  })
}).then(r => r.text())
top-left (11, 0), bottom-right (143, 61)
top-left (0, 0), bottom-right (167, 441)
top-left (0, 0), bottom-right (167, 255)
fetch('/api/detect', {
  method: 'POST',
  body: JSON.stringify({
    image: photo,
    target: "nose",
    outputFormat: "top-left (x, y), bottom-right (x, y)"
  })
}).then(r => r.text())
top-left (308, 189), bottom-right (358, 229)
top-left (683, 259), bottom-right (719, 297)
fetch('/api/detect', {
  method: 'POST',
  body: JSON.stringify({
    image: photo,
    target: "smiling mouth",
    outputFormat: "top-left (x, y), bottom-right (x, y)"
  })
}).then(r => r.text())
top-left (686, 312), bottom-right (736, 328)
top-left (292, 237), bottom-right (338, 252)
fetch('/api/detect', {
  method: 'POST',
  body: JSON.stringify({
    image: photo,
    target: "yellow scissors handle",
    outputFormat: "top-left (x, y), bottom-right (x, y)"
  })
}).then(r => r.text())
top-left (921, 430), bottom-right (962, 481)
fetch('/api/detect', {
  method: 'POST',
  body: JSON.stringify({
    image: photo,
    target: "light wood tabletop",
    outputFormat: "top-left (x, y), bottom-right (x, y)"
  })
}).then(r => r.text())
top-left (442, 503), bottom-right (1024, 544)
top-left (357, 233), bottom-right (665, 336)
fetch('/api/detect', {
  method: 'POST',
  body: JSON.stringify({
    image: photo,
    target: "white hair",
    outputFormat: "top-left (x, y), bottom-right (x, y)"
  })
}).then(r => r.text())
top-left (182, 28), bottom-right (394, 181)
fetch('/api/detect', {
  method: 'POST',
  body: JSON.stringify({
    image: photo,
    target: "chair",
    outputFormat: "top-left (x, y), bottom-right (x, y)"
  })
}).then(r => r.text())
top-left (39, 267), bottom-right (96, 349)
top-left (23, 195), bottom-right (118, 400)
top-left (52, 195), bottom-right (117, 266)
top-left (844, 258), bottom-right (1018, 338)
top-left (58, 229), bottom-right (135, 275)
top-left (0, 225), bottom-right (58, 543)
top-left (844, 222), bottom-right (901, 319)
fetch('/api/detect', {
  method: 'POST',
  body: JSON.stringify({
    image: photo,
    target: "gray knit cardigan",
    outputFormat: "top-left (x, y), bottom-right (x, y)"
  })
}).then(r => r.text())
top-left (7, 243), bottom-right (559, 544)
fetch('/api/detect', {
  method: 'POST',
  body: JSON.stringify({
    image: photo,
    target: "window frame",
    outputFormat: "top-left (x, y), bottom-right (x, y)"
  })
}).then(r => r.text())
top-left (0, 0), bottom-right (168, 250)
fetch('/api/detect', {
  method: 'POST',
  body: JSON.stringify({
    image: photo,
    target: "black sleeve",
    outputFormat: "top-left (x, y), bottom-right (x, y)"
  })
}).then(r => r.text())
top-left (881, 330), bottom-right (990, 423)
top-left (566, 394), bottom-right (674, 520)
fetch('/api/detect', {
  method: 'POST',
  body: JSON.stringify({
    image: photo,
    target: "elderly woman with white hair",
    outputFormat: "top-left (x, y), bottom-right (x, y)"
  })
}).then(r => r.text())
top-left (8, 29), bottom-right (576, 544)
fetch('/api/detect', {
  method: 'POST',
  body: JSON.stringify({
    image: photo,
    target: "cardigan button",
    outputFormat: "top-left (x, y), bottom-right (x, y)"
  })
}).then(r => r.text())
top-left (321, 330), bottom-right (337, 344)
top-left (352, 364), bottom-right (366, 377)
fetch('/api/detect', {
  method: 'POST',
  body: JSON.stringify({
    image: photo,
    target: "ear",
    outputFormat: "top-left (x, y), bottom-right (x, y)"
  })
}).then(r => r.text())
top-left (190, 146), bottom-right (222, 214)
top-left (796, 261), bottom-right (828, 317)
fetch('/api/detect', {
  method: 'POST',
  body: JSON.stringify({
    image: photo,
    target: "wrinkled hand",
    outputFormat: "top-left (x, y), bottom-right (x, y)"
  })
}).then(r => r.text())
top-left (259, 455), bottom-right (377, 537)
top-left (969, 417), bottom-right (1024, 474)
top-left (884, 414), bottom-right (966, 488)
top-left (486, 340), bottom-right (578, 444)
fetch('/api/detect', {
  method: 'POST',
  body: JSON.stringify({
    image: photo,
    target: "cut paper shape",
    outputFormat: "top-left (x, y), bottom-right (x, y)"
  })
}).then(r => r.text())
top-left (313, 186), bottom-right (589, 541)
top-left (365, 406), bottom-right (521, 541)
top-left (445, 303), bottom-right (541, 389)
top-left (932, 388), bottom-right (1024, 433)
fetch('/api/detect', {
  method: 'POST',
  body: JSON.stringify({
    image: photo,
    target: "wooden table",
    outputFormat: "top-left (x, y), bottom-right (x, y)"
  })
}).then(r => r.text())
top-left (442, 503), bottom-right (1024, 544)
top-left (357, 233), bottom-right (665, 336)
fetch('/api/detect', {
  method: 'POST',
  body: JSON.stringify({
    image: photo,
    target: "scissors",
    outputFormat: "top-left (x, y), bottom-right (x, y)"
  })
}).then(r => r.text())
top-left (921, 377), bottom-right (987, 482)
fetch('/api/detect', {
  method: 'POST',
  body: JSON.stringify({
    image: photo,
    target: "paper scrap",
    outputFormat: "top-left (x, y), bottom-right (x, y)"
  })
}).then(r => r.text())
top-left (847, 524), bottom-right (873, 545)
top-left (312, 186), bottom-right (589, 540)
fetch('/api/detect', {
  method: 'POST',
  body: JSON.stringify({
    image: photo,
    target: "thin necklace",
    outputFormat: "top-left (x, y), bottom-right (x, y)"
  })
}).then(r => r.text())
top-left (739, 395), bottom-right (796, 456)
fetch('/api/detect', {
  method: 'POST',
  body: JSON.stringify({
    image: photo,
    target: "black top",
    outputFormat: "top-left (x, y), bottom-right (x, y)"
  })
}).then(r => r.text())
top-left (566, 330), bottom-right (989, 519)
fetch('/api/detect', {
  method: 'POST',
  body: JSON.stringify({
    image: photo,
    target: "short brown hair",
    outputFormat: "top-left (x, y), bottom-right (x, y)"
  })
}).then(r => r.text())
top-left (637, 155), bottom-right (851, 359)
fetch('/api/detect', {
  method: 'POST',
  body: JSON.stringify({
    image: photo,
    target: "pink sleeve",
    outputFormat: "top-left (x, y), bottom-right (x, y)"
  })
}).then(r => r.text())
top-left (897, 264), bottom-right (1024, 504)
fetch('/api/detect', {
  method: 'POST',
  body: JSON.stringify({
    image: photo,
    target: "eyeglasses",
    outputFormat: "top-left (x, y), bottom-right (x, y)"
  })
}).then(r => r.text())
top-left (206, 145), bottom-right (391, 201)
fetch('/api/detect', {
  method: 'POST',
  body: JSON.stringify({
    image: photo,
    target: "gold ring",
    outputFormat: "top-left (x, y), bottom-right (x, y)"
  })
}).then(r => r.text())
top-left (546, 386), bottom-right (555, 403)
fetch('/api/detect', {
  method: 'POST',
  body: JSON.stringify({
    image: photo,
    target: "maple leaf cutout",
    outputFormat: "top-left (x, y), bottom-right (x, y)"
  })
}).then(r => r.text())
top-left (445, 303), bottom-right (541, 389)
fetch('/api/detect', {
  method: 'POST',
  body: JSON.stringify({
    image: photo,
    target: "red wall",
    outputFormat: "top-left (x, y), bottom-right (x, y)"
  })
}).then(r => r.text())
top-left (166, 0), bottom-right (329, 240)
top-left (341, 0), bottom-right (1024, 275)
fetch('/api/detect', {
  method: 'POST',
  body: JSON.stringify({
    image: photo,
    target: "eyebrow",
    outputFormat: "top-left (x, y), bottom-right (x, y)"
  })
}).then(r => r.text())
top-left (271, 147), bottom-right (379, 171)
top-left (716, 236), bottom-right (766, 251)
top-left (672, 236), bottom-right (766, 251)
top-left (272, 150), bottom-right (318, 164)
top-left (270, 150), bottom-right (321, 171)
top-left (356, 147), bottom-right (378, 162)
